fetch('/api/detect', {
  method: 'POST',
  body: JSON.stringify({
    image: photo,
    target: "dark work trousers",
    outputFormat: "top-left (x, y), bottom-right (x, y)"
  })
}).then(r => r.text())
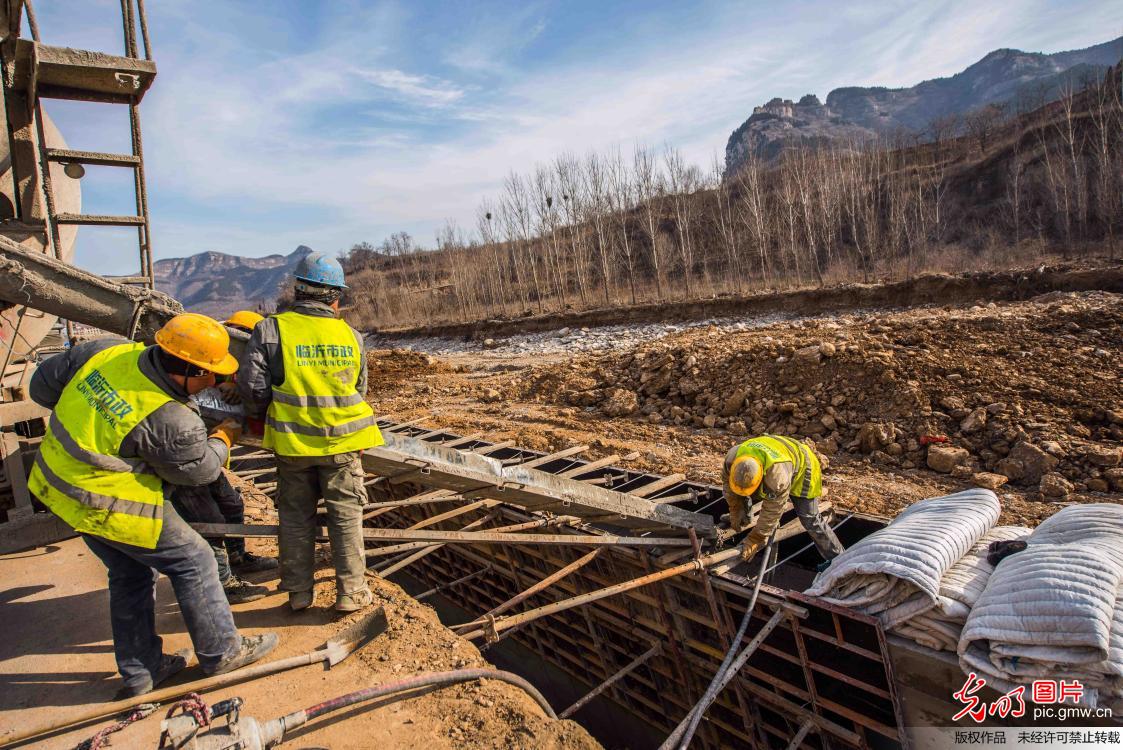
top-left (169, 474), bottom-right (246, 584)
top-left (793, 496), bottom-right (845, 559)
top-left (81, 504), bottom-right (240, 692)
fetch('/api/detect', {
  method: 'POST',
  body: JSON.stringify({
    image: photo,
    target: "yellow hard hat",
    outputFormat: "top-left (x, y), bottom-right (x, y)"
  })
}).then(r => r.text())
top-left (729, 455), bottom-right (764, 497)
top-left (224, 310), bottom-right (265, 331)
top-left (154, 313), bottom-right (239, 376)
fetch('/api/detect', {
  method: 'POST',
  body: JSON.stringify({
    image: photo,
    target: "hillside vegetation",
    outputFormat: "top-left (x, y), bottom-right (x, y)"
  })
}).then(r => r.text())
top-left (341, 69), bottom-right (1122, 331)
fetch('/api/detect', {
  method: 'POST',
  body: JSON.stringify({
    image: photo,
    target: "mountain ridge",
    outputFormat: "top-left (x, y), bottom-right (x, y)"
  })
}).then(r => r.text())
top-left (725, 35), bottom-right (1122, 171)
top-left (153, 245), bottom-right (313, 318)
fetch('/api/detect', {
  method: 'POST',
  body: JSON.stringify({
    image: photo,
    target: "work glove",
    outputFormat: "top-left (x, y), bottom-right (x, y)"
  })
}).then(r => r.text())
top-left (217, 381), bottom-right (242, 405)
top-left (209, 418), bottom-right (243, 449)
top-left (726, 495), bottom-right (749, 533)
top-left (740, 530), bottom-right (768, 562)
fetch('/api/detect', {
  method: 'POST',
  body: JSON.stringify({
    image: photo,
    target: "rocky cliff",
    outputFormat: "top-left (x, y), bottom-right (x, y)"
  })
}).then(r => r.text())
top-left (726, 35), bottom-right (1122, 171)
top-left (153, 245), bottom-right (314, 319)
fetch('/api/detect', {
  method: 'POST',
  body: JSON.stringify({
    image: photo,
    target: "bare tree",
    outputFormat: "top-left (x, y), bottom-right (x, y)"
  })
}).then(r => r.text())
top-left (964, 103), bottom-right (1006, 154)
top-left (555, 153), bottom-right (592, 305)
top-left (709, 153), bottom-right (741, 292)
top-left (663, 145), bottom-right (701, 296)
top-left (532, 165), bottom-right (568, 309)
top-left (607, 148), bottom-right (640, 304)
top-left (583, 151), bottom-right (614, 304)
top-left (633, 144), bottom-right (666, 299)
top-left (734, 152), bottom-right (772, 287)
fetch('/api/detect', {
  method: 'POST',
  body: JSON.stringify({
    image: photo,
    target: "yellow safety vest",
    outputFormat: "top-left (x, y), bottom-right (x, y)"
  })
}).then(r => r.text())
top-left (28, 343), bottom-right (174, 548)
top-left (735, 435), bottom-right (822, 500)
top-left (264, 312), bottom-right (383, 456)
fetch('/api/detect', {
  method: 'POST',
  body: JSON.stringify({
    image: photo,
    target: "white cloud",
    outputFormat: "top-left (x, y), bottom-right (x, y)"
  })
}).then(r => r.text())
top-left (28, 0), bottom-right (1123, 271)
top-left (352, 68), bottom-right (465, 107)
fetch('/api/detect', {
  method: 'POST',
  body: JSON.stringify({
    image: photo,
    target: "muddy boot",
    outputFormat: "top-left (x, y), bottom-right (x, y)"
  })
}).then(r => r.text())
top-left (231, 552), bottom-right (279, 574)
top-left (335, 587), bottom-right (373, 613)
top-left (289, 590), bottom-right (314, 611)
top-left (223, 575), bottom-right (269, 604)
top-left (117, 648), bottom-right (190, 698)
top-left (211, 633), bottom-right (279, 675)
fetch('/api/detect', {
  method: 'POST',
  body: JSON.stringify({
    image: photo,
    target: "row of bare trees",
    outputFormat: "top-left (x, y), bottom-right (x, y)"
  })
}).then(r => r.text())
top-left (344, 70), bottom-right (1122, 329)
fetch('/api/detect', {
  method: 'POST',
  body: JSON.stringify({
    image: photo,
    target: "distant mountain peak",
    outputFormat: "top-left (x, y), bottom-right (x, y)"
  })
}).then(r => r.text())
top-left (153, 246), bottom-right (313, 318)
top-left (726, 35), bottom-right (1122, 172)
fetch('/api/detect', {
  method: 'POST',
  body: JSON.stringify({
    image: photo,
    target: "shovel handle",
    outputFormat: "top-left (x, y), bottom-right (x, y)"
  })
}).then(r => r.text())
top-left (0, 652), bottom-right (323, 748)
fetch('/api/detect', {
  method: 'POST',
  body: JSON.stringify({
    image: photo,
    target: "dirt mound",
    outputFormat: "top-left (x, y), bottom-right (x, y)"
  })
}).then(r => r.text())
top-left (368, 348), bottom-right (453, 397)
top-left (522, 291), bottom-right (1123, 501)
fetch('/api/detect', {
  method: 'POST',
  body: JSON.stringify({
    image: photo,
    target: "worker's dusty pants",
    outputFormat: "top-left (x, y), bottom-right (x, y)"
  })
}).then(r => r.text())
top-left (169, 475), bottom-right (246, 585)
top-left (81, 504), bottom-right (240, 691)
top-left (275, 452), bottom-right (368, 598)
top-left (793, 496), bottom-right (844, 560)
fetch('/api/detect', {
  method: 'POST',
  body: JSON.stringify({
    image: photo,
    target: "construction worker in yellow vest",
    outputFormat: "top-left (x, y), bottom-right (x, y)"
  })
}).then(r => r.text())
top-left (722, 435), bottom-right (844, 563)
top-left (27, 314), bottom-right (278, 697)
top-left (238, 253), bottom-right (383, 613)
top-left (167, 309), bottom-right (276, 606)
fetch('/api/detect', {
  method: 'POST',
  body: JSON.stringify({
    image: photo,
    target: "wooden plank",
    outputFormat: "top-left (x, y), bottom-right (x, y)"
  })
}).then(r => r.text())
top-left (628, 473), bottom-right (686, 498)
top-left (0, 399), bottom-right (48, 425)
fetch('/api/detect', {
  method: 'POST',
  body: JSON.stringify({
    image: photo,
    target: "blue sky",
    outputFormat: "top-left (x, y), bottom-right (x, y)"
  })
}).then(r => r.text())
top-left (31, 0), bottom-right (1123, 275)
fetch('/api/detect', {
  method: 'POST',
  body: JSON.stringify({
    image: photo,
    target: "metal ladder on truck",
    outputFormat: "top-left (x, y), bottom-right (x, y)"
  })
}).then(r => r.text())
top-left (0, 0), bottom-right (157, 287)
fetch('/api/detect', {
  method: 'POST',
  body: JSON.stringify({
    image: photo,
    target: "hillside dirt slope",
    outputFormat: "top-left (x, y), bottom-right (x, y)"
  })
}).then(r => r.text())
top-left (368, 290), bottom-right (1122, 527)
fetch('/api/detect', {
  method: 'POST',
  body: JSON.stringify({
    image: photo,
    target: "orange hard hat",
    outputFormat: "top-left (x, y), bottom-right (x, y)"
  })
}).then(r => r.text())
top-left (154, 313), bottom-right (239, 376)
top-left (729, 455), bottom-right (764, 497)
top-left (224, 310), bottom-right (265, 331)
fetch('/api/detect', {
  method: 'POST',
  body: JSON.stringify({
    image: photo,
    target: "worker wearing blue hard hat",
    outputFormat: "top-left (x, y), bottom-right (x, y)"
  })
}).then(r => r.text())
top-left (237, 252), bottom-right (383, 613)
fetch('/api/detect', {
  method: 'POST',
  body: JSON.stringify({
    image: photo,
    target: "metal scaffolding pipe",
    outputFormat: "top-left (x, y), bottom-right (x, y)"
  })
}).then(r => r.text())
top-left (454, 547), bottom-right (603, 632)
top-left (459, 546), bottom-right (744, 642)
top-left (415, 565), bottom-right (492, 602)
top-left (559, 642), bottom-right (663, 719)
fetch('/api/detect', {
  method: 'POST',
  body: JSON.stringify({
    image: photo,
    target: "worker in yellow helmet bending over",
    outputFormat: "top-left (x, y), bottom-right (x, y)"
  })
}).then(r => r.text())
top-left (27, 314), bottom-right (278, 697)
top-left (722, 434), bottom-right (844, 563)
top-left (238, 252), bottom-right (383, 613)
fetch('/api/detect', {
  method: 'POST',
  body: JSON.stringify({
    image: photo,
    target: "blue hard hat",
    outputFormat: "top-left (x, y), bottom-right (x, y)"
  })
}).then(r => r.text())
top-left (294, 252), bottom-right (347, 289)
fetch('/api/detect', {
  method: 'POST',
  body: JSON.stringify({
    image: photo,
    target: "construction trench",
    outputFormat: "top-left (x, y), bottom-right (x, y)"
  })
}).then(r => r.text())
top-left (2, 3), bottom-right (1123, 748)
top-left (290, 422), bottom-right (908, 750)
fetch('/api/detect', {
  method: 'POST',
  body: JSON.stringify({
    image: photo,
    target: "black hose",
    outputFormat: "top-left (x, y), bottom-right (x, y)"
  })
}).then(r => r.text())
top-left (660, 540), bottom-right (774, 750)
top-left (278, 668), bottom-right (557, 737)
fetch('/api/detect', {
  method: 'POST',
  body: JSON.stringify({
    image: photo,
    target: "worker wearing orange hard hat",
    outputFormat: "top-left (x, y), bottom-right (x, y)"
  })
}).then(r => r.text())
top-left (170, 308), bottom-right (278, 602)
top-left (224, 310), bottom-right (265, 333)
top-left (722, 435), bottom-right (844, 563)
top-left (27, 313), bottom-right (278, 697)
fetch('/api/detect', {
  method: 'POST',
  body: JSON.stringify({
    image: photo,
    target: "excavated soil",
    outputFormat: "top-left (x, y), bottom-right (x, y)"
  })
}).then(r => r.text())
top-left (368, 290), bottom-right (1122, 527)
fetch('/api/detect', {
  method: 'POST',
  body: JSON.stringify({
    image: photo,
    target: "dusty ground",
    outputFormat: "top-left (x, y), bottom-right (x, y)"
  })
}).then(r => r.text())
top-left (369, 290), bottom-right (1122, 527)
top-left (0, 490), bottom-right (598, 750)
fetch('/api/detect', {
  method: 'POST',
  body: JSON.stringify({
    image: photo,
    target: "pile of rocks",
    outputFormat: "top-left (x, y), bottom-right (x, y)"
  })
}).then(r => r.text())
top-left (369, 316), bottom-right (789, 358)
top-left (522, 292), bottom-right (1123, 499)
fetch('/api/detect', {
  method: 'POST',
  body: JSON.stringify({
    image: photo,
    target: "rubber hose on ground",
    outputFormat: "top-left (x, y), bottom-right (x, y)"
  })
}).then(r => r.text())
top-left (277, 668), bottom-right (557, 738)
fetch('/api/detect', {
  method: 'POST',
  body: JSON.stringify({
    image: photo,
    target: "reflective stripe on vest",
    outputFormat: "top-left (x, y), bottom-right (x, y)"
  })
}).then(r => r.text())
top-left (735, 434), bottom-right (822, 500)
top-left (27, 343), bottom-right (173, 548)
top-left (264, 311), bottom-right (383, 456)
